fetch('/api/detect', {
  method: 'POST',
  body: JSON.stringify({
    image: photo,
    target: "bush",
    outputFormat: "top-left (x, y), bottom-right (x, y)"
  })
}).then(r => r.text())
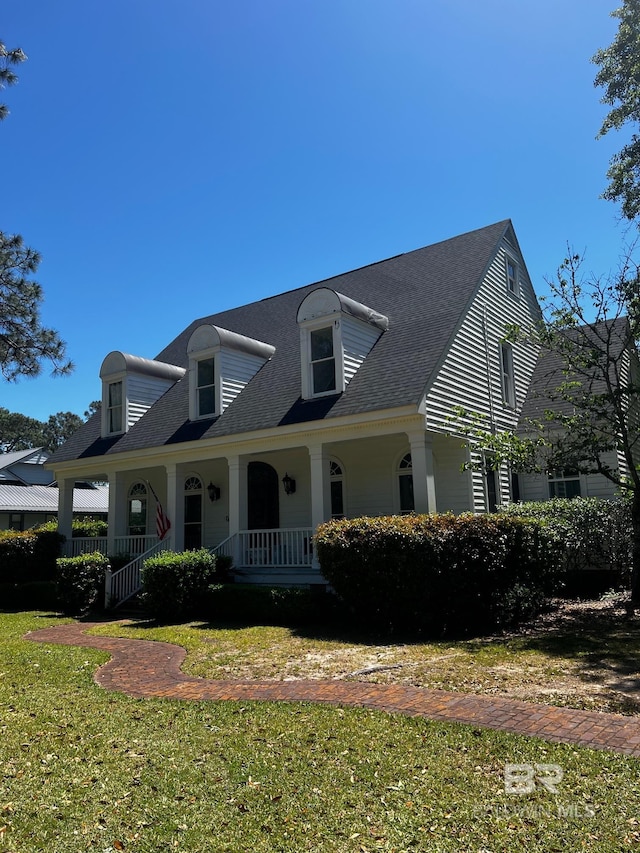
top-left (141, 549), bottom-right (225, 622)
top-left (0, 529), bottom-right (64, 584)
top-left (205, 584), bottom-right (343, 626)
top-left (37, 517), bottom-right (108, 538)
top-left (0, 581), bottom-right (58, 611)
top-left (315, 513), bottom-right (559, 637)
top-left (55, 552), bottom-right (109, 617)
top-left (497, 497), bottom-right (632, 594)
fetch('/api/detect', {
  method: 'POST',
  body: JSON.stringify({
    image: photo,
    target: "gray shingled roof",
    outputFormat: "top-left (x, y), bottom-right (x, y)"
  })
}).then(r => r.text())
top-left (51, 220), bottom-right (511, 463)
top-left (519, 316), bottom-right (632, 422)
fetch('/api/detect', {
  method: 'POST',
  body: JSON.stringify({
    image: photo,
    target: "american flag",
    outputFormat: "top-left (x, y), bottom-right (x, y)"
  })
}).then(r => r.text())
top-left (147, 482), bottom-right (171, 541)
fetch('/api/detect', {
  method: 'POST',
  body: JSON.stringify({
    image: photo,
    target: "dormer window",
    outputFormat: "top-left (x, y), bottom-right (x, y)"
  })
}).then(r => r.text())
top-left (107, 380), bottom-right (123, 434)
top-left (99, 352), bottom-right (185, 439)
top-left (297, 288), bottom-right (388, 401)
top-left (310, 326), bottom-right (336, 394)
top-left (187, 324), bottom-right (275, 421)
top-left (196, 356), bottom-right (216, 417)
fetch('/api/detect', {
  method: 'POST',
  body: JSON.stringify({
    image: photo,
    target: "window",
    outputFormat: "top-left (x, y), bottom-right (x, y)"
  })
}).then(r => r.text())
top-left (196, 357), bottom-right (216, 417)
top-left (398, 453), bottom-right (415, 514)
top-left (9, 513), bottom-right (23, 531)
top-left (548, 468), bottom-right (581, 499)
top-left (128, 482), bottom-right (147, 536)
top-left (329, 460), bottom-right (345, 519)
top-left (184, 475), bottom-right (203, 550)
top-left (500, 343), bottom-right (516, 407)
top-left (485, 468), bottom-right (498, 512)
top-left (310, 327), bottom-right (336, 395)
top-left (107, 380), bottom-right (123, 433)
top-left (506, 255), bottom-right (519, 296)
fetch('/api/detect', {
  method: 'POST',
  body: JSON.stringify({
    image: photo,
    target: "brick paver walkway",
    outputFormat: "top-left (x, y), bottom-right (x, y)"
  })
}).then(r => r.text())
top-left (26, 621), bottom-right (640, 757)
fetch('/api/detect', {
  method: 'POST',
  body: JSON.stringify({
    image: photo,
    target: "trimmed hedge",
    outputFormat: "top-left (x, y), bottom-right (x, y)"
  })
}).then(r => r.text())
top-left (0, 581), bottom-right (58, 611)
top-left (497, 497), bottom-right (632, 594)
top-left (0, 529), bottom-right (64, 584)
top-left (55, 552), bottom-right (109, 617)
top-left (37, 517), bottom-right (108, 538)
top-left (141, 549), bottom-right (229, 622)
top-left (315, 513), bottom-right (560, 637)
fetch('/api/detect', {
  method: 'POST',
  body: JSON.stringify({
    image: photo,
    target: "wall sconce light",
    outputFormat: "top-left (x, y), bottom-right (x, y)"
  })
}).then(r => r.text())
top-left (207, 482), bottom-right (221, 502)
top-left (282, 473), bottom-right (296, 495)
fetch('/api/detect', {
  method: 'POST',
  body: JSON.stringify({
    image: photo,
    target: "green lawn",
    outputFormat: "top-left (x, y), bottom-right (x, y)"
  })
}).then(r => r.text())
top-left (2, 611), bottom-right (640, 852)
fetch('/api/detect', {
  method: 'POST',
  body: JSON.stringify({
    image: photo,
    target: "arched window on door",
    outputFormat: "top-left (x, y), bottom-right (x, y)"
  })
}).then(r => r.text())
top-left (397, 453), bottom-right (414, 514)
top-left (329, 460), bottom-right (345, 519)
top-left (128, 482), bottom-right (147, 535)
top-left (184, 475), bottom-right (203, 550)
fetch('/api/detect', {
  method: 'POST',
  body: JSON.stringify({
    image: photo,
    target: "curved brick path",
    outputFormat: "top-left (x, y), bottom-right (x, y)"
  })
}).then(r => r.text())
top-left (26, 621), bottom-right (640, 757)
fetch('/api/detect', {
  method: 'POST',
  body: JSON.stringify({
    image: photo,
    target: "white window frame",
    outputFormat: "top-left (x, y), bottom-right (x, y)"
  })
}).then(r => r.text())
top-left (189, 349), bottom-right (221, 420)
top-left (396, 452), bottom-right (415, 515)
top-left (505, 254), bottom-right (520, 298)
top-left (299, 316), bottom-right (345, 400)
top-left (548, 468), bottom-right (582, 499)
top-left (500, 343), bottom-right (516, 408)
top-left (329, 458), bottom-right (346, 519)
top-left (101, 373), bottom-right (126, 436)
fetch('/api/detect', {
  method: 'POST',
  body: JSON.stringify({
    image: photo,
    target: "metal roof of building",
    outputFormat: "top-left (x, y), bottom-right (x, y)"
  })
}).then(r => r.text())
top-left (0, 483), bottom-right (109, 514)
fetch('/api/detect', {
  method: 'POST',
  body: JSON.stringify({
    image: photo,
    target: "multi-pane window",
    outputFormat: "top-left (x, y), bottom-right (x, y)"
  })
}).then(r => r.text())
top-left (108, 381), bottom-right (123, 433)
top-left (548, 468), bottom-right (581, 499)
top-left (128, 482), bottom-right (147, 535)
top-left (330, 460), bottom-right (345, 519)
top-left (196, 357), bottom-right (216, 417)
top-left (310, 327), bottom-right (336, 395)
top-left (500, 343), bottom-right (516, 407)
top-left (398, 453), bottom-right (415, 514)
top-left (184, 475), bottom-right (203, 550)
top-left (506, 256), bottom-right (519, 296)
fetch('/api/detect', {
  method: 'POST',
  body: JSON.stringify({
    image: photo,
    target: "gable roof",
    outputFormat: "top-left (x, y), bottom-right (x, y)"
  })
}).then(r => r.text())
top-left (51, 220), bottom-right (513, 464)
top-left (0, 448), bottom-right (49, 471)
top-left (519, 316), bottom-right (634, 422)
top-left (0, 483), bottom-right (108, 514)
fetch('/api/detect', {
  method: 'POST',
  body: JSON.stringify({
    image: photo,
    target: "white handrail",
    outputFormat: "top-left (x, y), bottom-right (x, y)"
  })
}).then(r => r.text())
top-left (105, 537), bottom-right (172, 609)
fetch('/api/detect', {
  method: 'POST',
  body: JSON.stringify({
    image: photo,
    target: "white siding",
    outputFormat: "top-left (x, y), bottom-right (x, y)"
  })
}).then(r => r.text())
top-left (220, 350), bottom-right (268, 411)
top-left (126, 374), bottom-right (176, 430)
top-left (432, 434), bottom-right (472, 513)
top-left (425, 238), bottom-right (541, 438)
top-left (341, 316), bottom-right (383, 386)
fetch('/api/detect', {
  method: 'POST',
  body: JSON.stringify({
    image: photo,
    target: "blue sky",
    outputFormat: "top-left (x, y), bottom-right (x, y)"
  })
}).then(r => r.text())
top-left (1, 0), bottom-right (628, 422)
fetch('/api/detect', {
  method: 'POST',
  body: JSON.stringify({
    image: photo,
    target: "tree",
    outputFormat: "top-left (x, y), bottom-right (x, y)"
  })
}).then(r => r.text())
top-left (593, 0), bottom-right (640, 222)
top-left (41, 411), bottom-right (84, 452)
top-left (0, 406), bottom-right (45, 452)
top-left (452, 249), bottom-right (640, 600)
top-left (0, 39), bottom-right (27, 121)
top-left (84, 400), bottom-right (101, 419)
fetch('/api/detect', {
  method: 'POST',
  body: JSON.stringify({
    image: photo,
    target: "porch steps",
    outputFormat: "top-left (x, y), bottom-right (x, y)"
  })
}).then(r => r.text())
top-left (232, 567), bottom-right (327, 588)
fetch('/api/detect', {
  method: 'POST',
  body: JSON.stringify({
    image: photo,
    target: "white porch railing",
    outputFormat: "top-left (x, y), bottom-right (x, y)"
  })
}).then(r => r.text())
top-left (213, 528), bottom-right (314, 568)
top-left (105, 537), bottom-right (173, 609)
top-left (65, 535), bottom-right (158, 558)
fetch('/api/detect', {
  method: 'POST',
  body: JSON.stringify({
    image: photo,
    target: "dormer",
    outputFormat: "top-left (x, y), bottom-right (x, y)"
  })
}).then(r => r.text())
top-left (187, 325), bottom-right (275, 420)
top-left (296, 288), bottom-right (388, 400)
top-left (99, 352), bottom-right (185, 438)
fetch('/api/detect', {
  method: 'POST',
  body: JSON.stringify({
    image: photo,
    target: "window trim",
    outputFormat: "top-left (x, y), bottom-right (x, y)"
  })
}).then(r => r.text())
top-left (189, 349), bottom-right (221, 420)
top-left (505, 253), bottom-right (520, 298)
top-left (396, 451), bottom-right (415, 515)
top-left (101, 373), bottom-right (126, 436)
top-left (500, 342), bottom-right (516, 408)
top-left (329, 458), bottom-right (346, 519)
top-left (127, 481), bottom-right (148, 536)
top-left (299, 316), bottom-right (345, 400)
top-left (548, 468), bottom-right (582, 499)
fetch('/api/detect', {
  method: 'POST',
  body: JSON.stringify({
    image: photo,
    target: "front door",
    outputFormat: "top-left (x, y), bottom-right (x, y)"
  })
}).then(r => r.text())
top-left (247, 461), bottom-right (279, 530)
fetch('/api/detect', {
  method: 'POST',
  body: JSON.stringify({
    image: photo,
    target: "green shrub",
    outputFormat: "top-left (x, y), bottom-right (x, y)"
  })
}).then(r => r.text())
top-left (0, 529), bottom-right (64, 584)
top-left (55, 552), bottom-right (109, 617)
top-left (497, 497), bottom-right (632, 593)
top-left (37, 517), bottom-right (108, 538)
top-left (315, 513), bottom-right (559, 637)
top-left (205, 584), bottom-right (343, 626)
top-left (141, 549), bottom-right (224, 622)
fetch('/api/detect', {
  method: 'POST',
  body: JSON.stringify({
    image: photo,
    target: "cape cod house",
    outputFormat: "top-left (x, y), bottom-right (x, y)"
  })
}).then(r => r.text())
top-left (47, 220), bottom-right (548, 605)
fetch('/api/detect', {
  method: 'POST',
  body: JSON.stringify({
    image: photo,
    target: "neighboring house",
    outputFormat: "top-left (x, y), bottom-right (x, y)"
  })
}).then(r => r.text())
top-left (0, 448), bottom-right (109, 530)
top-left (46, 220), bottom-right (547, 602)
top-left (517, 316), bottom-right (640, 502)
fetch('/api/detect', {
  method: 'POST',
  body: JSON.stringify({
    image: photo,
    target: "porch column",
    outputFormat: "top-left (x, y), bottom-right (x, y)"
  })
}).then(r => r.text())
top-left (307, 444), bottom-right (329, 532)
top-left (106, 471), bottom-right (126, 555)
top-left (227, 455), bottom-right (247, 567)
top-left (57, 477), bottom-right (74, 551)
top-left (407, 430), bottom-right (436, 513)
top-left (166, 463), bottom-right (184, 551)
